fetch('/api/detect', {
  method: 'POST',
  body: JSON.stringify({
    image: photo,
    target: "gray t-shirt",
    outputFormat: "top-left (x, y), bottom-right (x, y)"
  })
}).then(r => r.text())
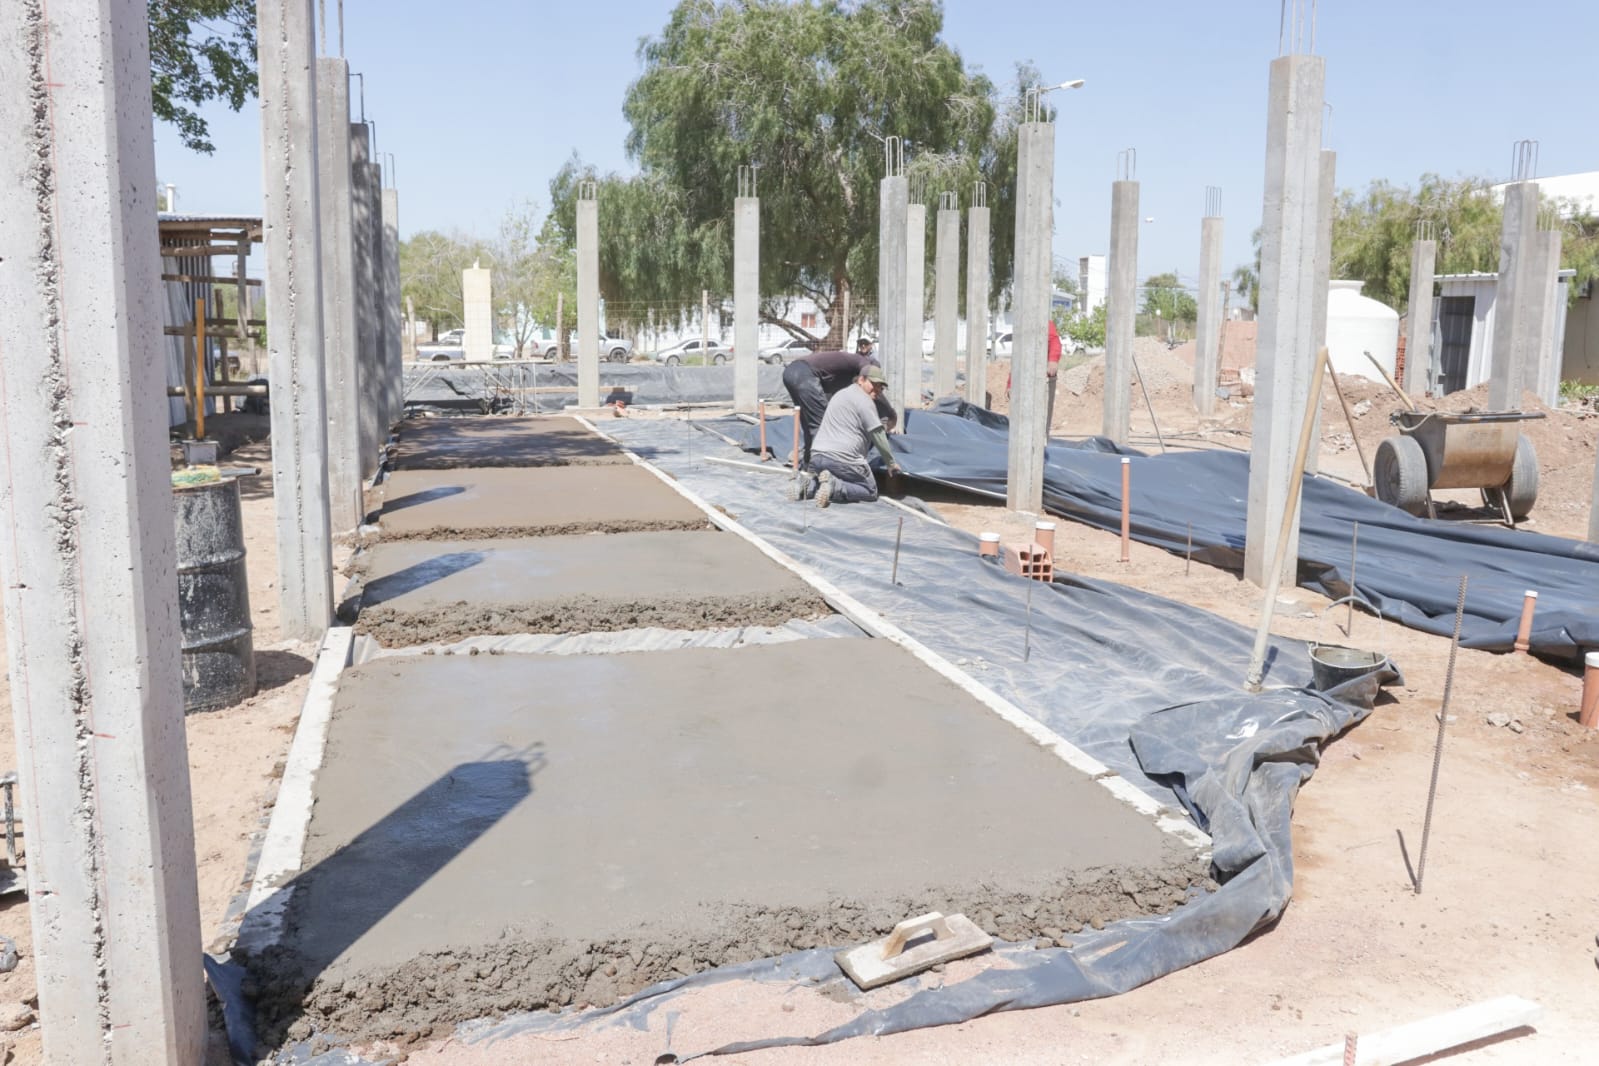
top-left (811, 383), bottom-right (881, 466)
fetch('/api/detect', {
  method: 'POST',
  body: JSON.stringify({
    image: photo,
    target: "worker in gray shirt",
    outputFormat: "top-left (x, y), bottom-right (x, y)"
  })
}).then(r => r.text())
top-left (788, 364), bottom-right (902, 507)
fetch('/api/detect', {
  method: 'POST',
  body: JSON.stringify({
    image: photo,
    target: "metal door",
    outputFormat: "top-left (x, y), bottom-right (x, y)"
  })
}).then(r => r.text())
top-left (1438, 295), bottom-right (1474, 394)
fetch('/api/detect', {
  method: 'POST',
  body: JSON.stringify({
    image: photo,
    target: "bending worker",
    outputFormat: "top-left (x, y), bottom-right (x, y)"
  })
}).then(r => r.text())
top-left (782, 336), bottom-right (888, 468)
top-left (788, 364), bottom-right (902, 508)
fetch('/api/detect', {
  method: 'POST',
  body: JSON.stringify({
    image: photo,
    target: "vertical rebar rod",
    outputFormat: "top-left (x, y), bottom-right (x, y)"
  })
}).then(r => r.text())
top-left (1347, 521), bottom-right (1359, 634)
top-left (1415, 574), bottom-right (1468, 895)
top-left (1186, 522), bottom-right (1193, 576)
top-left (1023, 571), bottom-right (1035, 662)
top-left (891, 516), bottom-right (904, 586)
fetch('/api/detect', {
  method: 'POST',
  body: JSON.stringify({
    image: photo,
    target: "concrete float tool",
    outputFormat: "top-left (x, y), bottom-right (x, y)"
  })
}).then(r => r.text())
top-left (835, 911), bottom-right (992, 990)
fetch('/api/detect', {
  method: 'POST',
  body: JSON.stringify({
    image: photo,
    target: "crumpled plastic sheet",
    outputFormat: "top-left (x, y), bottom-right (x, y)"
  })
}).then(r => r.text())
top-left (220, 415), bottom-right (1400, 1063)
top-left (731, 398), bottom-right (1599, 659)
top-left (402, 363), bottom-right (795, 409)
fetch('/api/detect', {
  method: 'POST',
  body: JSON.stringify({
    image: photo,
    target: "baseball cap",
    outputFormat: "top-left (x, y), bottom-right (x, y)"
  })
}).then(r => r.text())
top-left (863, 365), bottom-right (887, 385)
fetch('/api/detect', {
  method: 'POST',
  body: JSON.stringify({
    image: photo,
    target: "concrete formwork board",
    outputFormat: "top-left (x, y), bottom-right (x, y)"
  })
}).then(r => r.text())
top-left (933, 204), bottom-right (961, 399)
top-left (1194, 215), bottom-right (1224, 416)
top-left (389, 415), bottom-right (628, 470)
top-left (1244, 54), bottom-right (1324, 587)
top-left (256, 641), bottom-right (1205, 1043)
top-left (313, 57), bottom-right (363, 531)
top-left (0, 3), bottom-right (207, 1059)
top-left (376, 464), bottom-right (712, 539)
top-left (878, 176), bottom-right (909, 421)
top-left (354, 531), bottom-right (827, 645)
top-left (734, 196), bottom-right (759, 413)
top-left (1103, 180), bottom-right (1139, 446)
top-left (965, 205), bottom-right (991, 406)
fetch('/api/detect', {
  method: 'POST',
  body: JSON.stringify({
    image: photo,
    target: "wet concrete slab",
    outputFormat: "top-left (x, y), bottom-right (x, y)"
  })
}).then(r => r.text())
top-left (390, 415), bottom-right (628, 469)
top-left (376, 464), bottom-right (711, 539)
top-left (354, 531), bottom-right (830, 645)
top-left (255, 640), bottom-right (1207, 1045)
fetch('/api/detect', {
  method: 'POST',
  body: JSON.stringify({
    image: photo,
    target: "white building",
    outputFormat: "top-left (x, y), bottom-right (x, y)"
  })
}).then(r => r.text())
top-left (1078, 254), bottom-right (1107, 313)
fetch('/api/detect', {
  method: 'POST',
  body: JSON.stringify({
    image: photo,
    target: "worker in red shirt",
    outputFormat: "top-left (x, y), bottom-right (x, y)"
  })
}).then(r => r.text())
top-left (1005, 319), bottom-right (1064, 430)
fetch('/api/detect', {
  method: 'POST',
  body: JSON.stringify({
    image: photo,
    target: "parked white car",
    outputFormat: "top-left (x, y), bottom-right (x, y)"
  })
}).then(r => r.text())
top-left (652, 338), bottom-right (731, 366)
top-left (757, 336), bottom-right (819, 364)
top-left (535, 333), bottom-right (633, 362)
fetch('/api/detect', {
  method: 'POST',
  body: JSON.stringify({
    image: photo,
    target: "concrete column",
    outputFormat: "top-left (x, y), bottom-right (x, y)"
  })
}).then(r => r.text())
top-left (1245, 55), bottom-right (1324, 587)
top-left (1489, 181), bottom-right (1539, 409)
top-left (262, 0), bottom-right (335, 639)
top-left (0, 6), bottom-right (205, 1060)
top-left (878, 175), bottom-right (909, 420)
top-left (1007, 120), bottom-right (1055, 513)
top-left (1103, 180), bottom-right (1140, 445)
top-left (965, 202), bottom-right (991, 406)
top-left (733, 194), bottom-right (759, 413)
top-left (462, 264), bottom-right (492, 363)
top-left (1530, 228), bottom-right (1564, 406)
top-left (1195, 214), bottom-right (1225, 416)
top-left (315, 58), bottom-right (361, 530)
top-left (904, 201), bottom-right (927, 412)
top-left (382, 187), bottom-right (404, 426)
top-left (1304, 149), bottom-right (1336, 477)
top-left (365, 162), bottom-right (390, 421)
top-left (350, 125), bottom-right (383, 470)
top-left (1404, 238), bottom-right (1439, 394)
top-left (933, 198), bottom-right (960, 398)
top-left (576, 195), bottom-right (600, 408)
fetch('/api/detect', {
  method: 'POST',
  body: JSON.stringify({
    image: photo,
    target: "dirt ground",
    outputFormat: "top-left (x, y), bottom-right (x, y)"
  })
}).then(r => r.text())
top-left (1, 367), bottom-right (1596, 1063)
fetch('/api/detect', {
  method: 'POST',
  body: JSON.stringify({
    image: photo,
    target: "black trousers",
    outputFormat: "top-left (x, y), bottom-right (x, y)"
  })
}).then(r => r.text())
top-left (782, 362), bottom-right (831, 466)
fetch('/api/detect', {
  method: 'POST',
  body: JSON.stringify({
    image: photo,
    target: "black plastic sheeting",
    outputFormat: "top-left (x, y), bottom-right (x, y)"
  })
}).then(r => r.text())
top-left (731, 399), bottom-right (1599, 659)
top-left (421, 416), bottom-right (1397, 1060)
top-left (223, 415), bottom-right (1400, 1064)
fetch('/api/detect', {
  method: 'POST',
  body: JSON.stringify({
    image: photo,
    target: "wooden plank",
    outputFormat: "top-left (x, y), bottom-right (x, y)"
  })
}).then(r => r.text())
top-left (160, 273), bottom-right (262, 286)
top-left (1262, 996), bottom-right (1542, 1066)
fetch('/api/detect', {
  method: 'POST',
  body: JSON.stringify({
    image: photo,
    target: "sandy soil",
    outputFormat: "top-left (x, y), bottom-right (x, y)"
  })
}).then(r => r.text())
top-left (0, 437), bottom-right (330, 1065)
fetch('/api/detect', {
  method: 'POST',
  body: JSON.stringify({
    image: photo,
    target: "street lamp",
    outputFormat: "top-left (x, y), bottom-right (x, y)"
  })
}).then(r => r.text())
top-left (1044, 79), bottom-right (1086, 92)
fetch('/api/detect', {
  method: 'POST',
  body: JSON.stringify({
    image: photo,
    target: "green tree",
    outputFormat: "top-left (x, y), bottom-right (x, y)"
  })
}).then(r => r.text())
top-left (399, 230), bottom-right (485, 341)
top-left (550, 0), bottom-right (1010, 346)
top-left (1063, 302), bottom-right (1106, 349)
top-left (1231, 263), bottom-right (1259, 315)
top-left (1141, 272), bottom-right (1197, 323)
top-left (149, 1), bottom-right (257, 154)
top-left (1332, 174), bottom-right (1599, 310)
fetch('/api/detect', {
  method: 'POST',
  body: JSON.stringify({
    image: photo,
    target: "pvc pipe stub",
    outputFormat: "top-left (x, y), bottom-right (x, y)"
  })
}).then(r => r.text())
top-left (978, 532), bottom-right (1001, 557)
top-left (1587, 652), bottom-right (1599, 670)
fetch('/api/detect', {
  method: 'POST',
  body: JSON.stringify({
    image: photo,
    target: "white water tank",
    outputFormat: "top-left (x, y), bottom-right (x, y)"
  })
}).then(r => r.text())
top-left (1326, 280), bottom-right (1400, 382)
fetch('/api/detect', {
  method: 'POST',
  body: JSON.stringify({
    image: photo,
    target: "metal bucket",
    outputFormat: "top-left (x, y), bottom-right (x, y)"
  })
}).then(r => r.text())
top-left (1309, 595), bottom-right (1388, 693)
top-left (174, 476), bottom-right (256, 712)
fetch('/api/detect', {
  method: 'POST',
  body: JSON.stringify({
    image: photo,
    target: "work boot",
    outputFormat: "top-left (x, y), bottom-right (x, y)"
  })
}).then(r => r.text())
top-left (787, 471), bottom-right (818, 501)
top-left (816, 470), bottom-right (834, 508)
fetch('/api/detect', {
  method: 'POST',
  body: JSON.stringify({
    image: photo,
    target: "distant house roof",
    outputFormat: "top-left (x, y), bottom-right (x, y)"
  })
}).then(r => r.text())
top-left (1490, 171), bottom-right (1599, 218)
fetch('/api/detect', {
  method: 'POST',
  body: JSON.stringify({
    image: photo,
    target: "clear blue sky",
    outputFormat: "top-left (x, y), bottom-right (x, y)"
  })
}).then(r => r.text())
top-left (156, 0), bottom-right (1597, 291)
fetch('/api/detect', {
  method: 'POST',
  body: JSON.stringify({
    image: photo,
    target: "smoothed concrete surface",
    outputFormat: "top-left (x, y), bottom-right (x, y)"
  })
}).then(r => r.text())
top-left (354, 531), bottom-right (829, 644)
top-left (390, 415), bottom-right (628, 469)
top-left (255, 641), bottom-right (1206, 1045)
top-left (376, 464), bottom-right (710, 539)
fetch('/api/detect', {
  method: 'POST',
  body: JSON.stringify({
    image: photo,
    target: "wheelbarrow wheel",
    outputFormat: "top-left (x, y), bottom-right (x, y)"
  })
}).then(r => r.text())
top-left (1374, 435), bottom-right (1429, 516)
top-left (1501, 433), bottom-right (1539, 520)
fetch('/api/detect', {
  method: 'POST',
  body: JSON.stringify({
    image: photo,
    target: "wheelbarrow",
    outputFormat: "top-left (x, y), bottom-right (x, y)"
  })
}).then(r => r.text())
top-left (1373, 409), bottom-right (1543, 526)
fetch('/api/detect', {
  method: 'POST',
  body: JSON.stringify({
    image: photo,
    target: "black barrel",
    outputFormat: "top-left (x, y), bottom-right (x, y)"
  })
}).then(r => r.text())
top-left (174, 476), bottom-right (256, 712)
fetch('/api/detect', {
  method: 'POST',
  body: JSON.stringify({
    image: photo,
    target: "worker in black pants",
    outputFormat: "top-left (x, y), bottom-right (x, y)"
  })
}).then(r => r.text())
top-left (782, 337), bottom-right (891, 468)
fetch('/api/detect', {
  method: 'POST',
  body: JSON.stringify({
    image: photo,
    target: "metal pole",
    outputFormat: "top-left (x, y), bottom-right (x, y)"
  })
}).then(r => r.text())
top-left (702, 288), bottom-right (710, 357)
top-left (1130, 351), bottom-right (1168, 453)
top-left (1023, 571), bottom-right (1035, 662)
top-left (1326, 360), bottom-right (1372, 486)
top-left (1347, 521), bottom-right (1359, 635)
top-left (1120, 457), bottom-right (1132, 563)
top-left (1186, 522), bottom-right (1193, 576)
top-left (891, 516), bottom-right (904, 585)
top-left (1415, 574), bottom-right (1468, 894)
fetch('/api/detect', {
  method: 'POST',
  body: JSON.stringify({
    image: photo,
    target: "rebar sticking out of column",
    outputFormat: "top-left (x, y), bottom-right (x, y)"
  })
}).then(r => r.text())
top-left (1205, 186), bottom-right (1222, 219)
top-left (1510, 139), bottom-right (1539, 182)
top-left (1415, 574), bottom-right (1468, 895)
top-left (1116, 148), bottom-right (1137, 182)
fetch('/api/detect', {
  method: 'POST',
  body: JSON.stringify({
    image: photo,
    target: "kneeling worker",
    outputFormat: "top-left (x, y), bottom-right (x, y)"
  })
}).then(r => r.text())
top-left (782, 337), bottom-right (884, 468)
top-left (788, 364), bottom-right (903, 507)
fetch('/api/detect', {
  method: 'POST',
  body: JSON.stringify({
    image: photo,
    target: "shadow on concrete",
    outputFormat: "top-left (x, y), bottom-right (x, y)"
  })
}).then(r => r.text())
top-left (359, 550), bottom-right (486, 606)
top-left (253, 649), bottom-right (314, 694)
top-left (245, 744), bottom-right (544, 1054)
top-left (373, 483), bottom-right (466, 521)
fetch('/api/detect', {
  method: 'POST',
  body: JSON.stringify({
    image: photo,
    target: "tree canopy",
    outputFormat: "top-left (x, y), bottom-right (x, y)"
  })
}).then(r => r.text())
top-left (1141, 272), bottom-right (1198, 323)
top-left (548, 0), bottom-right (1022, 346)
top-left (149, 1), bottom-right (257, 154)
top-left (1332, 174), bottom-right (1599, 311)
